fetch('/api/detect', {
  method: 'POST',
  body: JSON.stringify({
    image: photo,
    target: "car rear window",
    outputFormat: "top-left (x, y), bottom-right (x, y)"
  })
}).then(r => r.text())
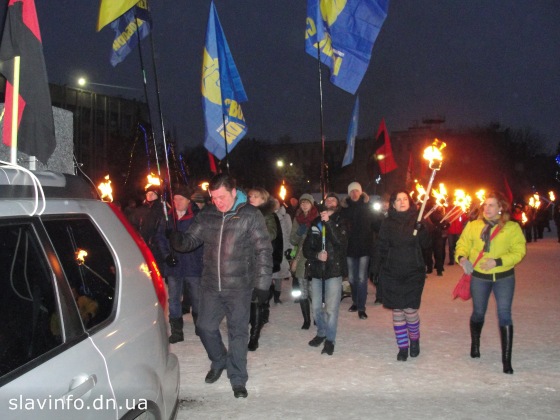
top-left (42, 218), bottom-right (117, 331)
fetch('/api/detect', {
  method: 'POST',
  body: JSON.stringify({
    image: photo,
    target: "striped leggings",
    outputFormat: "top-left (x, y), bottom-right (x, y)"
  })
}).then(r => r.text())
top-left (393, 308), bottom-right (420, 349)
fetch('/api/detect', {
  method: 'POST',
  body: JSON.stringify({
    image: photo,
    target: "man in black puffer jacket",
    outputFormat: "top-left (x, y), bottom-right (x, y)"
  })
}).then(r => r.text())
top-left (171, 174), bottom-right (272, 399)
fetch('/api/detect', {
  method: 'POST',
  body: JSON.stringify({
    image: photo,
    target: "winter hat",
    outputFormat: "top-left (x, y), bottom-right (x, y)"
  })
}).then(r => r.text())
top-left (173, 185), bottom-right (192, 200)
top-left (347, 181), bottom-right (362, 195)
top-left (299, 193), bottom-right (315, 205)
top-left (191, 190), bottom-right (207, 203)
top-left (324, 192), bottom-right (339, 203)
top-left (144, 184), bottom-right (161, 195)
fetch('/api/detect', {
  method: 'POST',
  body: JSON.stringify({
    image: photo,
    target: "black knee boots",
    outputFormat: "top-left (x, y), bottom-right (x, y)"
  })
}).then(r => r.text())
top-left (500, 325), bottom-right (514, 374)
top-left (300, 298), bottom-right (311, 329)
top-left (470, 320), bottom-right (484, 358)
top-left (248, 302), bottom-right (262, 351)
top-left (169, 317), bottom-right (184, 344)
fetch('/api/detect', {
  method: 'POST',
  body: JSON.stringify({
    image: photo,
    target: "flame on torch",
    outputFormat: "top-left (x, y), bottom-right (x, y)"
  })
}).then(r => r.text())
top-left (475, 189), bottom-right (485, 204)
top-left (145, 173), bottom-right (161, 191)
top-left (521, 212), bottom-right (527, 225)
top-left (76, 249), bottom-right (88, 265)
top-left (199, 181), bottom-right (209, 191)
top-left (549, 191), bottom-right (555, 202)
top-left (279, 181), bottom-right (287, 201)
top-left (97, 175), bottom-right (113, 202)
top-left (423, 138), bottom-right (446, 170)
top-left (414, 182), bottom-right (427, 204)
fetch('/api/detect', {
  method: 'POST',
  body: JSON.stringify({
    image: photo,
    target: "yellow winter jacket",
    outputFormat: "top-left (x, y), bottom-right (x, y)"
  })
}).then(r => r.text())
top-left (455, 220), bottom-right (526, 275)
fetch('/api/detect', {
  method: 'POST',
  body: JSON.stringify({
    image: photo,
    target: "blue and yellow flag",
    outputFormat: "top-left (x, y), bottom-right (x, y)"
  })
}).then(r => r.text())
top-left (109, 0), bottom-right (151, 66)
top-left (305, 0), bottom-right (389, 94)
top-left (202, 1), bottom-right (248, 160)
top-left (342, 96), bottom-right (359, 167)
top-left (97, 0), bottom-right (139, 32)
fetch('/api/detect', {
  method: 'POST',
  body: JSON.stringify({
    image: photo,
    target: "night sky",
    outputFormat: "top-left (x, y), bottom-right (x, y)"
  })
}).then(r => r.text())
top-left (2, 0), bottom-right (560, 153)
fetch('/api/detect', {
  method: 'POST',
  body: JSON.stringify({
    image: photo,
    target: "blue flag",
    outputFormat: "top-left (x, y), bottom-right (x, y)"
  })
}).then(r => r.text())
top-left (110, 0), bottom-right (151, 67)
top-left (342, 96), bottom-right (359, 167)
top-left (202, 1), bottom-right (248, 160)
top-left (305, 0), bottom-right (389, 94)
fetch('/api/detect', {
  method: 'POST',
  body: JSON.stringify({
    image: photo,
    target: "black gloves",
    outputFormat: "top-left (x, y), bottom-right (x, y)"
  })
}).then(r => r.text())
top-left (255, 288), bottom-right (270, 306)
top-left (169, 231), bottom-right (184, 250)
top-left (414, 222), bottom-right (424, 231)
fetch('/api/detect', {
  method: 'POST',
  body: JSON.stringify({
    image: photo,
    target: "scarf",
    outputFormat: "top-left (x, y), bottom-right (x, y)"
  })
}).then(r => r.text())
top-left (295, 205), bottom-right (319, 228)
top-left (480, 218), bottom-right (498, 252)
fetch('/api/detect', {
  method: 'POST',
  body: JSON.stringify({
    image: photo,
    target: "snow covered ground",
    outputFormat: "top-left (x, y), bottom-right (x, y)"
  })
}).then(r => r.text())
top-left (172, 228), bottom-right (560, 420)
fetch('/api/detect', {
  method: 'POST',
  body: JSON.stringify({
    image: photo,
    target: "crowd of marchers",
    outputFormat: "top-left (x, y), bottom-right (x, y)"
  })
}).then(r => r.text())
top-left (120, 173), bottom-right (555, 399)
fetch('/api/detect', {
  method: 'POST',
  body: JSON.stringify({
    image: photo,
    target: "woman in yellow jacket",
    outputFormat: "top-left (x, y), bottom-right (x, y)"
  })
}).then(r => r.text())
top-left (455, 191), bottom-right (526, 374)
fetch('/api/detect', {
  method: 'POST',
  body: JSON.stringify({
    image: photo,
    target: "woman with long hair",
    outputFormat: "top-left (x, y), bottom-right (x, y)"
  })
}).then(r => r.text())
top-left (371, 190), bottom-right (432, 361)
top-left (455, 191), bottom-right (526, 374)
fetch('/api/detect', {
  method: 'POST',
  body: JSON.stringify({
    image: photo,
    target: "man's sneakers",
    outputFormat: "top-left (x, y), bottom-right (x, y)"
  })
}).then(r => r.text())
top-left (204, 368), bottom-right (224, 384)
top-left (233, 385), bottom-right (248, 398)
top-left (358, 310), bottom-right (368, 319)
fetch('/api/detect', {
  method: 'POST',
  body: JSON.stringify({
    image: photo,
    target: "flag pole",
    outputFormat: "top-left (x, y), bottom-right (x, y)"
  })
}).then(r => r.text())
top-left (10, 56), bottom-right (21, 165)
top-left (316, 46), bottom-right (326, 198)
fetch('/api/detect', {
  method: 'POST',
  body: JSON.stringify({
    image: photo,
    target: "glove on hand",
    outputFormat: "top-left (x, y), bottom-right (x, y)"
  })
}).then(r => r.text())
top-left (169, 231), bottom-right (184, 251)
top-left (461, 259), bottom-right (474, 275)
top-left (255, 288), bottom-right (270, 306)
top-left (414, 222), bottom-right (424, 232)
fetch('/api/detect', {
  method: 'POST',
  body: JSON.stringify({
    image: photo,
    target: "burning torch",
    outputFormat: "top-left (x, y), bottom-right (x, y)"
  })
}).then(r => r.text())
top-left (413, 139), bottom-right (446, 236)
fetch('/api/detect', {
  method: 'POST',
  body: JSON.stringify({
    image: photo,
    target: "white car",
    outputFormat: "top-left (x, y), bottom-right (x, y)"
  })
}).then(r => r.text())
top-left (0, 167), bottom-right (179, 419)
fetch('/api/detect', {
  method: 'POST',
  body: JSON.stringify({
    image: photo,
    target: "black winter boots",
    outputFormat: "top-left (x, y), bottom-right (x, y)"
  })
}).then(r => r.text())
top-left (470, 320), bottom-right (484, 358)
top-left (248, 302), bottom-right (263, 351)
top-left (500, 325), bottom-right (514, 374)
top-left (169, 317), bottom-right (184, 344)
top-left (300, 298), bottom-right (311, 329)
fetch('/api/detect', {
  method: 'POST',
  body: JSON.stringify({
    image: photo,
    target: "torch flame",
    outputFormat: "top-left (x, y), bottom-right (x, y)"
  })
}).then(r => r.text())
top-left (549, 191), bottom-right (555, 202)
top-left (415, 182), bottom-right (427, 204)
top-left (98, 175), bottom-right (113, 202)
top-left (453, 189), bottom-right (472, 213)
top-left (75, 249), bottom-right (88, 265)
top-left (279, 181), bottom-right (287, 201)
top-left (475, 190), bottom-right (485, 204)
top-left (423, 138), bottom-right (446, 170)
top-left (521, 212), bottom-right (527, 225)
top-left (199, 181), bottom-right (209, 191)
top-left (432, 183), bottom-right (448, 207)
top-left (145, 173), bottom-right (161, 191)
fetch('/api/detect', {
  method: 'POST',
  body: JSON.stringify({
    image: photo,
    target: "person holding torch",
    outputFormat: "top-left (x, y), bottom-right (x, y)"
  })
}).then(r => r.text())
top-left (371, 190), bottom-right (432, 361)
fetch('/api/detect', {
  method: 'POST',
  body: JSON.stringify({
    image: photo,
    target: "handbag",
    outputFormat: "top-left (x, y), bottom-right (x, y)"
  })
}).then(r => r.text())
top-left (452, 226), bottom-right (501, 301)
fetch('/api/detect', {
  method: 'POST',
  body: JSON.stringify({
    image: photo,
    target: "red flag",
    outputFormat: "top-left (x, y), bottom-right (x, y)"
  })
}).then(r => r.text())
top-left (208, 151), bottom-right (218, 174)
top-left (503, 175), bottom-right (513, 205)
top-left (0, 0), bottom-right (55, 164)
top-left (374, 118), bottom-right (397, 174)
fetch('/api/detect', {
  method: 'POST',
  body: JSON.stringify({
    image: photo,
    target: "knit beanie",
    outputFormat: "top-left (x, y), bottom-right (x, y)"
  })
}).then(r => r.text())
top-left (347, 182), bottom-right (362, 195)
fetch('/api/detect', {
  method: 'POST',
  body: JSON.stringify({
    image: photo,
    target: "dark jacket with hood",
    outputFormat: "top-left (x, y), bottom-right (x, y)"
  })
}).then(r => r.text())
top-left (302, 209), bottom-right (348, 280)
top-left (171, 190), bottom-right (272, 292)
top-left (371, 206), bottom-right (431, 309)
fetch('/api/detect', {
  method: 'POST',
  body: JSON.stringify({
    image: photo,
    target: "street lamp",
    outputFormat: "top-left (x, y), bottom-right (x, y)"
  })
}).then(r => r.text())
top-left (77, 77), bottom-right (140, 92)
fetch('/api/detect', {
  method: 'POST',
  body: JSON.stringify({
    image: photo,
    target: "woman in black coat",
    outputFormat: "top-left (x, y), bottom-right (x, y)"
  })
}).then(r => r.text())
top-left (371, 190), bottom-right (432, 361)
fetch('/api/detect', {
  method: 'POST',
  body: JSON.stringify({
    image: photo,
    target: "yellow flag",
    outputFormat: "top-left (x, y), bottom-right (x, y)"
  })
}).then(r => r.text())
top-left (97, 0), bottom-right (140, 31)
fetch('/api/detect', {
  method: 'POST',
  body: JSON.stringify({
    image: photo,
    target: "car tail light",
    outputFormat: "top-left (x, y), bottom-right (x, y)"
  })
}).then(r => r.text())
top-left (108, 202), bottom-right (167, 309)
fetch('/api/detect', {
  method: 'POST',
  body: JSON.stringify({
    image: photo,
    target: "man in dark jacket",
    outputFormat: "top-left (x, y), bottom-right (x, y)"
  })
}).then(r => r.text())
top-left (341, 181), bottom-right (377, 319)
top-left (171, 174), bottom-right (272, 399)
top-left (303, 193), bottom-right (348, 356)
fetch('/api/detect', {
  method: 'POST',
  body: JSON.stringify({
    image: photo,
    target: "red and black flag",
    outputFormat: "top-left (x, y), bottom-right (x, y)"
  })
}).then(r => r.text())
top-left (372, 118), bottom-right (397, 174)
top-left (0, 0), bottom-right (55, 164)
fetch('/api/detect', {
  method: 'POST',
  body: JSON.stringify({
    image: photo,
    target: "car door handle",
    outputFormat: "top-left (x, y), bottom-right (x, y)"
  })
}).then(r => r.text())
top-left (63, 374), bottom-right (98, 399)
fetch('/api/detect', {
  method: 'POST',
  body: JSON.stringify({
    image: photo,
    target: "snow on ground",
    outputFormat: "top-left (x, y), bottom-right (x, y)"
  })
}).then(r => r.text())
top-left (172, 229), bottom-right (560, 420)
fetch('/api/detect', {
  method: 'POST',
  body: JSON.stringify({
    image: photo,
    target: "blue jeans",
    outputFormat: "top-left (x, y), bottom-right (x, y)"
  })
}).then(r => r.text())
top-left (168, 275), bottom-right (201, 319)
top-left (311, 277), bottom-right (342, 343)
top-left (470, 275), bottom-right (515, 326)
top-left (347, 256), bottom-right (370, 311)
